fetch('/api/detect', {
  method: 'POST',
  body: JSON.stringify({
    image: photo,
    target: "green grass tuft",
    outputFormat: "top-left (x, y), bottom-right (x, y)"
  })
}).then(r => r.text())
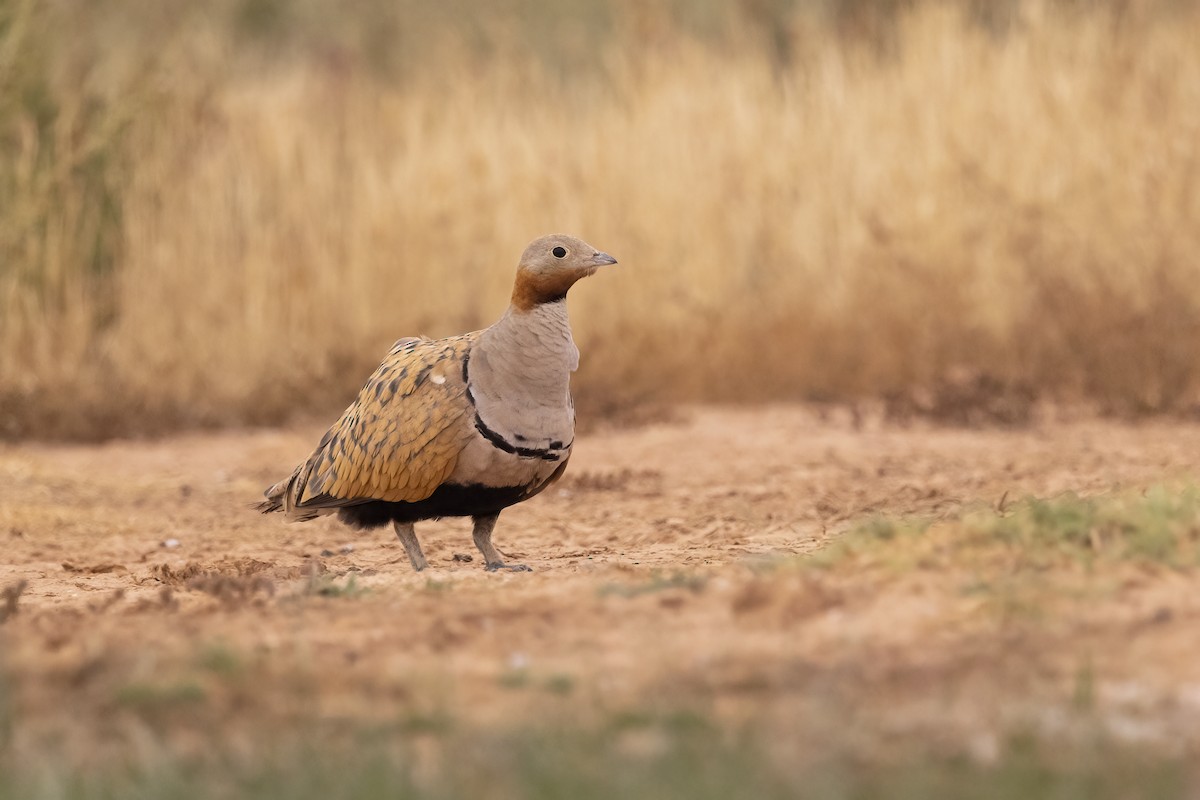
top-left (195, 643), bottom-right (243, 677)
top-left (826, 485), bottom-right (1200, 571)
top-left (981, 486), bottom-right (1200, 567)
top-left (598, 572), bottom-right (708, 599)
top-left (305, 574), bottom-right (368, 598)
top-left (113, 680), bottom-right (207, 713)
top-left (542, 673), bottom-right (575, 696)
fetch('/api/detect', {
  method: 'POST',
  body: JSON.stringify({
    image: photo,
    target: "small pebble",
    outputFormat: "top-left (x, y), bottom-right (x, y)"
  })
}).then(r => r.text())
top-left (452, 553), bottom-right (473, 563)
top-left (340, 544), bottom-right (354, 554)
top-left (161, 538), bottom-right (181, 549)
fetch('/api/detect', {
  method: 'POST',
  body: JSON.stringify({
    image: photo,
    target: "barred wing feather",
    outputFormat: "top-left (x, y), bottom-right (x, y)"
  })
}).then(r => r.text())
top-left (275, 335), bottom-right (477, 514)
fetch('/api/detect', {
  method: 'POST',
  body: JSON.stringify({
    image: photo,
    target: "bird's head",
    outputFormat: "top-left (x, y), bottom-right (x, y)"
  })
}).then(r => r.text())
top-left (511, 234), bottom-right (617, 311)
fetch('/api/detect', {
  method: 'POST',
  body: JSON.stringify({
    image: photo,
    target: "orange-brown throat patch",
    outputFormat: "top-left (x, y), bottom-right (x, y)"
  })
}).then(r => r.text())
top-left (510, 266), bottom-right (585, 312)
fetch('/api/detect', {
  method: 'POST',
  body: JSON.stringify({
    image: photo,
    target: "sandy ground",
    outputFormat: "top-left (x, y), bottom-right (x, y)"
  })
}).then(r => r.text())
top-left (2, 405), bottom-right (1200, 768)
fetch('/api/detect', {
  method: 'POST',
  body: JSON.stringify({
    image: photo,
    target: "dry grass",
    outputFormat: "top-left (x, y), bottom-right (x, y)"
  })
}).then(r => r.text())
top-left (3, 0), bottom-right (1200, 439)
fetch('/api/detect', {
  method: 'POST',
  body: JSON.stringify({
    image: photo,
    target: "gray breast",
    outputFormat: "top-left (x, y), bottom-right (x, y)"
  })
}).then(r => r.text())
top-left (466, 303), bottom-right (578, 455)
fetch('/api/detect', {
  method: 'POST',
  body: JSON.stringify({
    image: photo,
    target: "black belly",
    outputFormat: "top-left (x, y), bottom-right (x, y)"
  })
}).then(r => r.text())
top-left (337, 482), bottom-right (539, 529)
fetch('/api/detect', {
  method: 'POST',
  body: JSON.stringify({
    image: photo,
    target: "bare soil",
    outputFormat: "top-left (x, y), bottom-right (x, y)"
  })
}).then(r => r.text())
top-left (2, 405), bottom-right (1200, 768)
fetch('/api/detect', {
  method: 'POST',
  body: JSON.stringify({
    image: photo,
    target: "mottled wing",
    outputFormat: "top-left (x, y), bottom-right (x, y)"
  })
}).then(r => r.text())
top-left (282, 334), bottom-right (477, 513)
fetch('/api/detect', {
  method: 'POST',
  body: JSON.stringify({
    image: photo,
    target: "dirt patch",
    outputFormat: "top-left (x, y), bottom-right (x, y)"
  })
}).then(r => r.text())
top-left (2, 405), bottom-right (1199, 768)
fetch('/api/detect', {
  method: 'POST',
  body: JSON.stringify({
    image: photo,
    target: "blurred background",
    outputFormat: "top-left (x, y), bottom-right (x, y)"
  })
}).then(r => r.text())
top-left (2, 0), bottom-right (1198, 440)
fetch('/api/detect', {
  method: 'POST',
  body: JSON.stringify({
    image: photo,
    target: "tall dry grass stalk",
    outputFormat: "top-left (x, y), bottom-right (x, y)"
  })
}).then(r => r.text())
top-left (2, 1), bottom-right (1199, 439)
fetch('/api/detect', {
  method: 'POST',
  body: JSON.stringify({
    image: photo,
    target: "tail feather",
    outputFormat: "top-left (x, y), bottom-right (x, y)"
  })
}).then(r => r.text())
top-left (254, 476), bottom-right (292, 514)
top-left (255, 464), bottom-right (329, 521)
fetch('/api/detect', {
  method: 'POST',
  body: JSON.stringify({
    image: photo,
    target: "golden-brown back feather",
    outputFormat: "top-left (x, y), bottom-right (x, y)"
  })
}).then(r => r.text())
top-left (269, 333), bottom-right (479, 515)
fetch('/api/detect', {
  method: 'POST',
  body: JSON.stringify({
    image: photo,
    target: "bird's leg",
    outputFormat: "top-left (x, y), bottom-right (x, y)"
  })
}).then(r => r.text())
top-left (393, 521), bottom-right (428, 571)
top-left (472, 513), bottom-right (532, 572)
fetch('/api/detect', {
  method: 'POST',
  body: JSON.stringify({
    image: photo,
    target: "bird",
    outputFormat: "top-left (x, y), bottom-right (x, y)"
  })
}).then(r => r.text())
top-left (256, 234), bottom-right (617, 572)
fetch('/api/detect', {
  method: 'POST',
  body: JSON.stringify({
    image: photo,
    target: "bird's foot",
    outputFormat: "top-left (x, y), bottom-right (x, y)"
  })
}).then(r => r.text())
top-left (485, 562), bottom-right (533, 573)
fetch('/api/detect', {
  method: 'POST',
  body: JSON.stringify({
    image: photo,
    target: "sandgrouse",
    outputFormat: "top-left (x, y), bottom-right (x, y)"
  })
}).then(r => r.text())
top-left (256, 234), bottom-right (617, 572)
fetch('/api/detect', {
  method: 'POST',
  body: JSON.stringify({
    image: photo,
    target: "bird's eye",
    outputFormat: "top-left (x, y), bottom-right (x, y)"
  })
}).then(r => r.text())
top-left (552, 246), bottom-right (567, 259)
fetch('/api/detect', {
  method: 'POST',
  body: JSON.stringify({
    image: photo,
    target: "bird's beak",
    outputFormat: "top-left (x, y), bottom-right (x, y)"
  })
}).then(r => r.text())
top-left (590, 251), bottom-right (618, 267)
